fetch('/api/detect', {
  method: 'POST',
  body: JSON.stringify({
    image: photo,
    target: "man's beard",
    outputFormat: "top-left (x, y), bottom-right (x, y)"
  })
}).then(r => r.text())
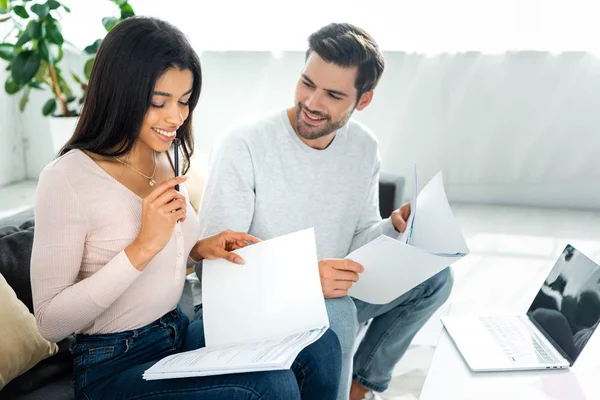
top-left (295, 103), bottom-right (352, 141)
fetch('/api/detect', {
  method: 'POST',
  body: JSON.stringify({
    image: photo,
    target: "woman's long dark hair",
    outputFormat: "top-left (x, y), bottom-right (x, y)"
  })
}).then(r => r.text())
top-left (60, 16), bottom-right (202, 174)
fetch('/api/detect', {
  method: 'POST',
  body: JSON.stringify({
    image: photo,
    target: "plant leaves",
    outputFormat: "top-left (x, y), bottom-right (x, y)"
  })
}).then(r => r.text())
top-left (120, 4), bottom-right (134, 19)
top-left (57, 71), bottom-right (72, 97)
top-left (66, 95), bottom-right (76, 103)
top-left (62, 4), bottom-right (70, 12)
top-left (71, 72), bottom-right (82, 84)
top-left (45, 21), bottom-right (63, 45)
top-left (0, 43), bottom-right (16, 61)
top-left (84, 57), bottom-right (94, 80)
top-left (26, 20), bottom-right (44, 40)
top-left (42, 98), bottom-right (56, 116)
top-left (31, 3), bottom-right (50, 18)
top-left (15, 31), bottom-right (32, 48)
top-left (38, 39), bottom-right (50, 62)
top-left (11, 50), bottom-right (42, 85)
top-left (0, 0), bottom-right (8, 13)
top-left (13, 5), bottom-right (29, 19)
top-left (38, 40), bottom-right (58, 64)
top-left (47, 0), bottom-right (60, 10)
top-left (5, 76), bottom-right (22, 94)
top-left (102, 17), bottom-right (118, 32)
top-left (19, 86), bottom-right (30, 111)
top-left (0, 6), bottom-right (7, 15)
top-left (84, 39), bottom-right (102, 55)
top-left (35, 60), bottom-right (49, 82)
top-left (29, 81), bottom-right (44, 89)
top-left (55, 45), bottom-right (63, 63)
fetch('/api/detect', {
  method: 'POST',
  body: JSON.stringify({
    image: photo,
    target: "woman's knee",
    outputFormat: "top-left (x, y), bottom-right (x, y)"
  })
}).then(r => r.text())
top-left (247, 370), bottom-right (300, 400)
top-left (316, 329), bottom-right (342, 383)
top-left (293, 329), bottom-right (342, 398)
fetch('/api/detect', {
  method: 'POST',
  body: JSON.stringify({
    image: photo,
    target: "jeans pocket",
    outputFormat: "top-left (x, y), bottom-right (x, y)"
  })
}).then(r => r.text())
top-left (88, 345), bottom-right (115, 365)
top-left (78, 338), bottom-right (130, 369)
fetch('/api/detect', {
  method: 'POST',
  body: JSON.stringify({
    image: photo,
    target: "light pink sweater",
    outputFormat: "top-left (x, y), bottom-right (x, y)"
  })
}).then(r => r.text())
top-left (31, 149), bottom-right (200, 343)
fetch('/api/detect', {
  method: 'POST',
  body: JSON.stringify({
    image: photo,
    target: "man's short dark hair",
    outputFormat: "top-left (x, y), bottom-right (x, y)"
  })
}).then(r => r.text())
top-left (306, 23), bottom-right (385, 100)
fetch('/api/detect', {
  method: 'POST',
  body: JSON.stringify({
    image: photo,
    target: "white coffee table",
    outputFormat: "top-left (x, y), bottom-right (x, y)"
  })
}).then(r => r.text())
top-left (420, 264), bottom-right (600, 400)
top-left (420, 328), bottom-right (600, 400)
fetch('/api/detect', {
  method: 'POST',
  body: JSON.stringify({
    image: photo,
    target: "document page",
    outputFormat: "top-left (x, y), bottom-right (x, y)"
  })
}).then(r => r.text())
top-left (202, 228), bottom-right (329, 347)
top-left (347, 170), bottom-right (468, 304)
top-left (143, 229), bottom-right (330, 380)
top-left (143, 327), bottom-right (326, 380)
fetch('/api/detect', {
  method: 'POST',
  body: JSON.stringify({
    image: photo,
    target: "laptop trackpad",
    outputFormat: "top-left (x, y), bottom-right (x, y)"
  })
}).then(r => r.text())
top-left (443, 316), bottom-right (515, 371)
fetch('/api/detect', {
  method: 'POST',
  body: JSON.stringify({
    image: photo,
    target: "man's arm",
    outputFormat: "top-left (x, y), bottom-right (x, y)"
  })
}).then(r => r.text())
top-left (348, 153), bottom-right (397, 253)
top-left (197, 132), bottom-right (256, 239)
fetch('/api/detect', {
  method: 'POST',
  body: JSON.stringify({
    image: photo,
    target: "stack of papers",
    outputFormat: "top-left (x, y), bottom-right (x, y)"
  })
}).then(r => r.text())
top-left (347, 168), bottom-right (469, 304)
top-left (143, 228), bottom-right (328, 380)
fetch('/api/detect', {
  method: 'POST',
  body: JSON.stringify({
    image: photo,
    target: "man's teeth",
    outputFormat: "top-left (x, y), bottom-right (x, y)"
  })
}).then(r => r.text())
top-left (305, 111), bottom-right (324, 121)
top-left (153, 128), bottom-right (176, 137)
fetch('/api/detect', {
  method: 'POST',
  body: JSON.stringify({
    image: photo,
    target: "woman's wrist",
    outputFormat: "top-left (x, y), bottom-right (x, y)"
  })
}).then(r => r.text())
top-left (189, 241), bottom-right (204, 263)
top-left (126, 239), bottom-right (159, 271)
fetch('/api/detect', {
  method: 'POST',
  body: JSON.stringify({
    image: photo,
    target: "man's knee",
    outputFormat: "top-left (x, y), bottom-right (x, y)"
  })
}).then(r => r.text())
top-left (325, 296), bottom-right (359, 355)
top-left (427, 267), bottom-right (454, 307)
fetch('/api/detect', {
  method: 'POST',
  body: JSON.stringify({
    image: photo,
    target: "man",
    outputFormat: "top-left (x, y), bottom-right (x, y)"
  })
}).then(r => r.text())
top-left (194, 23), bottom-right (453, 400)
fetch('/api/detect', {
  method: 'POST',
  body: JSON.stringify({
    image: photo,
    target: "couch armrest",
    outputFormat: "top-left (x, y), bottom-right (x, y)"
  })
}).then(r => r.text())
top-left (378, 172), bottom-right (406, 219)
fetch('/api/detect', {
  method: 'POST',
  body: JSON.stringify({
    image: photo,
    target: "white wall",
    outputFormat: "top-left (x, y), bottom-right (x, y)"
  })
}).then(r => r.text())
top-left (7, 48), bottom-right (600, 210)
top-left (194, 51), bottom-right (600, 210)
top-left (0, 22), bottom-right (26, 186)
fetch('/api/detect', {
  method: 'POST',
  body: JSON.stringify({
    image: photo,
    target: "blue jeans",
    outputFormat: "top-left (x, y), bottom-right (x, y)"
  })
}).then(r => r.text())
top-left (326, 267), bottom-right (453, 398)
top-left (72, 307), bottom-right (341, 399)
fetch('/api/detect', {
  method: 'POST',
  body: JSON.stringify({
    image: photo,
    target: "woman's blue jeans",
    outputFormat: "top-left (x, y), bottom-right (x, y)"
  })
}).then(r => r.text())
top-left (71, 307), bottom-right (341, 399)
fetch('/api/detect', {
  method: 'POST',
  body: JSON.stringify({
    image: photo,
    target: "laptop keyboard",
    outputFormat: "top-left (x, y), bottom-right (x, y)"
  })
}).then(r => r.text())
top-left (480, 316), bottom-right (561, 365)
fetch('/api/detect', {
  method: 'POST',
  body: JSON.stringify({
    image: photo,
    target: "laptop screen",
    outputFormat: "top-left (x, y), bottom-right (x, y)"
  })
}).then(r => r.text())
top-left (527, 244), bottom-right (600, 364)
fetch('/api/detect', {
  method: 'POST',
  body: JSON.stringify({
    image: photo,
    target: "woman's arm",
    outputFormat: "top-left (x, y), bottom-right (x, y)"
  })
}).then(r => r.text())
top-left (31, 167), bottom-right (143, 343)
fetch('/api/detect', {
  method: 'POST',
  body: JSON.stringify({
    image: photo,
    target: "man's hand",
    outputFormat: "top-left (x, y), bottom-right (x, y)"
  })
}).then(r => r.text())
top-left (391, 202), bottom-right (411, 233)
top-left (319, 259), bottom-right (364, 298)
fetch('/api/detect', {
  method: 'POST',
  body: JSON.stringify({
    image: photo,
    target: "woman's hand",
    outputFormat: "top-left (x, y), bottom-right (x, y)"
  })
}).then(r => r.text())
top-left (126, 176), bottom-right (188, 270)
top-left (191, 230), bottom-right (260, 265)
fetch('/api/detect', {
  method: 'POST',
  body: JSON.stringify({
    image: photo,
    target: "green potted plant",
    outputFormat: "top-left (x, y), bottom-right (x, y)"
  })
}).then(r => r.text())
top-left (0, 0), bottom-right (134, 170)
top-left (0, 0), bottom-right (75, 116)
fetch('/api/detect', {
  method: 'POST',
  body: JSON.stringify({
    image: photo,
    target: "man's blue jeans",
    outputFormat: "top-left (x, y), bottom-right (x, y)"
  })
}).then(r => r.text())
top-left (326, 267), bottom-right (453, 398)
top-left (72, 306), bottom-right (341, 399)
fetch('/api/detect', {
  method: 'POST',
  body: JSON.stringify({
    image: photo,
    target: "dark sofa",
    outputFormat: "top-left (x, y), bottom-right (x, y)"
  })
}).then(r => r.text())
top-left (0, 174), bottom-right (404, 399)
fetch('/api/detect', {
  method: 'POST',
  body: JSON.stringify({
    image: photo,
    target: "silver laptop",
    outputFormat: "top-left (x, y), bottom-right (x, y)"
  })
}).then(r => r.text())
top-left (442, 244), bottom-right (600, 372)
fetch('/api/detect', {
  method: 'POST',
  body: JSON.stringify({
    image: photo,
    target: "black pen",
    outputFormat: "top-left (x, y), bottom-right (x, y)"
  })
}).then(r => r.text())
top-left (174, 137), bottom-right (179, 191)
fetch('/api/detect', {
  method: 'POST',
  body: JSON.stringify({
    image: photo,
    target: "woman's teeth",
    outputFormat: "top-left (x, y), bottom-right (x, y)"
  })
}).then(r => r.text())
top-left (153, 128), bottom-right (176, 137)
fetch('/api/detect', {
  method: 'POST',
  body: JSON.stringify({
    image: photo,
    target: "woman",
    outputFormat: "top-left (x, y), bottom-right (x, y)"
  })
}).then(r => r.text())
top-left (31, 16), bottom-right (341, 400)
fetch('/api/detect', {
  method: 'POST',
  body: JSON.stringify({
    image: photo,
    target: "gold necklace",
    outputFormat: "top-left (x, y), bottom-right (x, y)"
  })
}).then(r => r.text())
top-left (114, 151), bottom-right (157, 187)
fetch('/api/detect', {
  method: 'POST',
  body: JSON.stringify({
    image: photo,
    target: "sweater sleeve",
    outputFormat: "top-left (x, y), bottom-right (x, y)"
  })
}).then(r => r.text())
top-left (348, 152), bottom-right (398, 253)
top-left (197, 132), bottom-right (256, 238)
top-left (31, 167), bottom-right (142, 343)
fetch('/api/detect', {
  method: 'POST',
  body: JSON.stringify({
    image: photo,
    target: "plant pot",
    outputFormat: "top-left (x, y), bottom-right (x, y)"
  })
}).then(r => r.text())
top-left (48, 116), bottom-right (79, 156)
top-left (22, 114), bottom-right (79, 179)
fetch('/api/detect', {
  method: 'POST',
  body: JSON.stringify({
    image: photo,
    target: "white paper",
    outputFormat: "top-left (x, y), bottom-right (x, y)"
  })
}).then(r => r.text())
top-left (408, 172), bottom-right (469, 255)
top-left (347, 170), bottom-right (469, 304)
top-left (143, 228), bottom-right (329, 380)
top-left (398, 163), bottom-right (418, 244)
top-left (202, 228), bottom-right (329, 347)
top-left (143, 327), bottom-right (326, 380)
